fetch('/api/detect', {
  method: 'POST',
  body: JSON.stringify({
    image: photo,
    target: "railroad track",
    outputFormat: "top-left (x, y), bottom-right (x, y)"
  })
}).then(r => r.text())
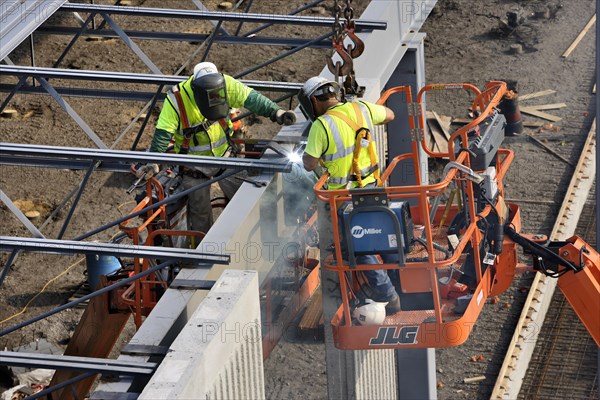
top-left (491, 118), bottom-right (597, 399)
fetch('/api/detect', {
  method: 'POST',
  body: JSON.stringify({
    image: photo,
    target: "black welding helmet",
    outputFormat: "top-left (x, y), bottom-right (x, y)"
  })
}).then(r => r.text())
top-left (191, 62), bottom-right (229, 121)
top-left (298, 76), bottom-right (339, 121)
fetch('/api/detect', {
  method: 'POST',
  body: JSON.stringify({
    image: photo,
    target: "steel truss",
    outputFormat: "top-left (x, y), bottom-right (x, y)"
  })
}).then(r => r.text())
top-left (0, 0), bottom-right (392, 398)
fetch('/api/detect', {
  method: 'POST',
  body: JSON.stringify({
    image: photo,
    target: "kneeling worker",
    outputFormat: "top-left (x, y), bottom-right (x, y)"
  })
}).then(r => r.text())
top-left (299, 76), bottom-right (401, 315)
top-left (137, 62), bottom-right (296, 235)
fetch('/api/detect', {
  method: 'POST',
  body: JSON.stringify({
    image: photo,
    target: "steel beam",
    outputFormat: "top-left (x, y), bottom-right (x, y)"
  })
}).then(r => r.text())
top-left (0, 84), bottom-right (167, 101)
top-left (0, 236), bottom-right (230, 264)
top-left (0, 65), bottom-right (303, 91)
top-left (58, 4), bottom-right (387, 31)
top-left (0, 351), bottom-right (156, 375)
top-left (100, 13), bottom-right (162, 75)
top-left (0, 143), bottom-right (292, 173)
top-left (37, 26), bottom-right (332, 47)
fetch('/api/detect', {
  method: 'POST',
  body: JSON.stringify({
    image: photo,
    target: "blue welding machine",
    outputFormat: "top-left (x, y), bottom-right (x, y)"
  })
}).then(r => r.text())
top-left (339, 200), bottom-right (414, 256)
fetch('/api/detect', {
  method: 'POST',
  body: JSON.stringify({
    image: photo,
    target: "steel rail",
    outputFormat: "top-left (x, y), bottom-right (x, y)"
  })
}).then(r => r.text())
top-left (36, 27), bottom-right (332, 47)
top-left (58, 4), bottom-right (387, 31)
top-left (0, 85), bottom-right (166, 101)
top-left (491, 118), bottom-right (597, 399)
top-left (0, 351), bottom-right (156, 375)
top-left (0, 236), bottom-right (230, 264)
top-left (0, 65), bottom-right (303, 92)
top-left (0, 155), bottom-right (124, 171)
top-left (0, 143), bottom-right (292, 173)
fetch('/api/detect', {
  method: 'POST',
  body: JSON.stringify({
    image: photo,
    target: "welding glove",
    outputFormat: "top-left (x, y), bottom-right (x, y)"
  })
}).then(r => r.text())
top-left (135, 163), bottom-right (159, 180)
top-left (271, 109), bottom-right (297, 125)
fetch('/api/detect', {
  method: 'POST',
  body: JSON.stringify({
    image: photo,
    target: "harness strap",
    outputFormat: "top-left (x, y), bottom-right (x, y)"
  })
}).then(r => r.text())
top-left (326, 104), bottom-right (381, 187)
top-left (218, 118), bottom-right (237, 156)
top-left (172, 86), bottom-right (192, 154)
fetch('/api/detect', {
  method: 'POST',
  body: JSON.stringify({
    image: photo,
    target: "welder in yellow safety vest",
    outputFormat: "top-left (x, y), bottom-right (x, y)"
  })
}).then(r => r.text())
top-left (138, 62), bottom-right (297, 235)
top-left (299, 76), bottom-right (401, 315)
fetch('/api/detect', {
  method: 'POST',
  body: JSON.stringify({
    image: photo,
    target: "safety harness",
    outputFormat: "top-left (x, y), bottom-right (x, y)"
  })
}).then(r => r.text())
top-left (170, 85), bottom-right (236, 156)
top-left (326, 102), bottom-right (381, 187)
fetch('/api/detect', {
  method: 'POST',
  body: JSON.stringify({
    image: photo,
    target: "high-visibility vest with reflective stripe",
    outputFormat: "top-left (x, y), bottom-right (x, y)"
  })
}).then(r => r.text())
top-left (318, 102), bottom-right (378, 189)
top-left (167, 77), bottom-right (232, 157)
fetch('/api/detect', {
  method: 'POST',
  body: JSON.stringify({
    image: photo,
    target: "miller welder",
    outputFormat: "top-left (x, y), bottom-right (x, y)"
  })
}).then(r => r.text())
top-left (338, 190), bottom-right (414, 267)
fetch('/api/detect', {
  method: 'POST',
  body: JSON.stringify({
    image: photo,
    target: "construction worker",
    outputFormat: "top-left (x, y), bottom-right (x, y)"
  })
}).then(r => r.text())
top-left (138, 62), bottom-right (296, 234)
top-left (298, 76), bottom-right (401, 314)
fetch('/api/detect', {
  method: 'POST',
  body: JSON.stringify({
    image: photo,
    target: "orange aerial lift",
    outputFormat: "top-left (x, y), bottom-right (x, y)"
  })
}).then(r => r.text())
top-left (315, 81), bottom-right (600, 350)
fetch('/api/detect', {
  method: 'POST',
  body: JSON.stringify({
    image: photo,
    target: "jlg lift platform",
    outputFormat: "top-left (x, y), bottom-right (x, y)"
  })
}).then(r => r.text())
top-left (315, 82), bottom-right (600, 350)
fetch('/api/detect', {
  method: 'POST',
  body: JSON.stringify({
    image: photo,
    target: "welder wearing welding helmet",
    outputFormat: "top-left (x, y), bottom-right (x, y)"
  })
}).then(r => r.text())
top-left (149, 62), bottom-right (297, 159)
top-left (141, 62), bottom-right (297, 234)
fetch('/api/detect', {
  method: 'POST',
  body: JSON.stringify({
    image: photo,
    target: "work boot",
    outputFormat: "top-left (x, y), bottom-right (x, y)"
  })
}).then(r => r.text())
top-left (385, 294), bottom-right (401, 315)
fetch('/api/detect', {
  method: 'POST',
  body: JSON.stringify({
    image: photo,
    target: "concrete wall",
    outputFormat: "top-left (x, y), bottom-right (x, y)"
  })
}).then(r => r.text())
top-left (139, 270), bottom-right (263, 399)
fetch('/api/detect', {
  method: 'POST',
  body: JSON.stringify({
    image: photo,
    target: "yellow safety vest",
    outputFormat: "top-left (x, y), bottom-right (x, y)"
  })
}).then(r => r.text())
top-left (166, 77), bottom-right (233, 157)
top-left (318, 102), bottom-right (380, 189)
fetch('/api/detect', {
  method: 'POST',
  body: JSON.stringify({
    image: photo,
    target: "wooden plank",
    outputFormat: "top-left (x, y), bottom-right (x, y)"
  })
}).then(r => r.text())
top-left (427, 120), bottom-right (449, 153)
top-left (526, 102), bottom-right (567, 111)
top-left (425, 129), bottom-right (435, 151)
top-left (518, 89), bottom-right (556, 101)
top-left (562, 14), bottom-right (596, 58)
top-left (519, 106), bottom-right (562, 122)
top-left (431, 110), bottom-right (452, 140)
top-left (528, 135), bottom-right (575, 167)
top-left (464, 376), bottom-right (486, 384)
top-left (426, 111), bottom-right (449, 153)
top-left (298, 287), bottom-right (323, 331)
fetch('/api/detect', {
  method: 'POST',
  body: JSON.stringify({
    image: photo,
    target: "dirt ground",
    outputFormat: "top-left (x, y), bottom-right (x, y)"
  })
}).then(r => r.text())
top-left (0, 0), bottom-right (596, 399)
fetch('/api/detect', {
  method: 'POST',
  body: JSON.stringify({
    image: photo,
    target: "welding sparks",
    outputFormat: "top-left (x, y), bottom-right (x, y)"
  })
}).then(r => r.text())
top-left (287, 151), bottom-right (302, 164)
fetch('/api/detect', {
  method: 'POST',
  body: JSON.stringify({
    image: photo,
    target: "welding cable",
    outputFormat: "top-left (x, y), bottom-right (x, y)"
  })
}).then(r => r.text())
top-left (412, 237), bottom-right (451, 259)
top-left (477, 183), bottom-right (504, 254)
top-left (476, 213), bottom-right (490, 248)
top-left (0, 256), bottom-right (86, 325)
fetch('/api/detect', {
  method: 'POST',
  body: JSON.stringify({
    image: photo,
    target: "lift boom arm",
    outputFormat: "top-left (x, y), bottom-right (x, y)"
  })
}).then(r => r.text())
top-left (506, 227), bottom-right (600, 347)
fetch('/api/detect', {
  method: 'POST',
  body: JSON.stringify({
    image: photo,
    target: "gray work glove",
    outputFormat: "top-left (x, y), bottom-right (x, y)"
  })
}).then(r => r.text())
top-left (135, 163), bottom-right (159, 180)
top-left (271, 109), bottom-right (297, 125)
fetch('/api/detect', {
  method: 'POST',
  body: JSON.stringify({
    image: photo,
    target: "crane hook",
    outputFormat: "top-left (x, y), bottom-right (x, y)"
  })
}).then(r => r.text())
top-left (327, 40), bottom-right (353, 77)
top-left (344, 22), bottom-right (364, 59)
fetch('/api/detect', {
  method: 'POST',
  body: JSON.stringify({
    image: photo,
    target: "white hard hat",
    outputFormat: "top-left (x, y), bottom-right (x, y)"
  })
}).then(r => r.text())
top-left (298, 76), bottom-right (339, 121)
top-left (193, 62), bottom-right (219, 79)
top-left (302, 76), bottom-right (337, 98)
top-left (352, 299), bottom-right (387, 326)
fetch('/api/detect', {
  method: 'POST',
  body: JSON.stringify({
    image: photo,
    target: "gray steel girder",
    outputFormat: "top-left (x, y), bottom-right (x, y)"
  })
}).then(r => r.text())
top-left (0, 236), bottom-right (230, 264)
top-left (0, 143), bottom-right (292, 173)
top-left (0, 65), bottom-right (303, 91)
top-left (58, 3), bottom-right (387, 31)
top-left (0, 351), bottom-right (156, 375)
